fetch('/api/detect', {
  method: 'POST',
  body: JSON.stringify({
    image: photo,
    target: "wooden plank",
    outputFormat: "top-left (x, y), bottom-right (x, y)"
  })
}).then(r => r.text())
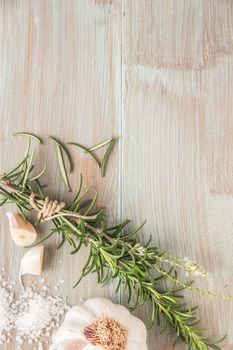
top-left (1, 0), bottom-right (233, 349)
top-left (123, 1), bottom-right (233, 349)
top-left (0, 1), bottom-right (121, 349)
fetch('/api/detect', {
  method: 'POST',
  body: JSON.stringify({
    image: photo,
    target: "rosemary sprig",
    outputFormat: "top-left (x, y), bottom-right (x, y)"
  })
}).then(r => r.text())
top-left (69, 137), bottom-right (118, 177)
top-left (29, 164), bottom-right (47, 182)
top-left (49, 137), bottom-right (72, 191)
top-left (13, 131), bottom-right (43, 144)
top-left (48, 136), bottom-right (73, 172)
top-left (89, 138), bottom-right (113, 151)
top-left (0, 146), bottom-right (229, 350)
top-left (100, 138), bottom-right (117, 177)
top-left (56, 144), bottom-right (71, 192)
top-left (68, 142), bottom-right (101, 167)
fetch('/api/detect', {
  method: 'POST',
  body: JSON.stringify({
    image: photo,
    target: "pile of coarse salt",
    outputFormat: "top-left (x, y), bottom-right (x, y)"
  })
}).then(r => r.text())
top-left (0, 270), bottom-right (69, 349)
top-left (0, 269), bottom-right (16, 344)
top-left (15, 285), bottom-right (69, 348)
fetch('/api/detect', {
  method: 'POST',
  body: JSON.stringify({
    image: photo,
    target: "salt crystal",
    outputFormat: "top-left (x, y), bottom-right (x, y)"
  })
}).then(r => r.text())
top-left (15, 286), bottom-right (69, 346)
top-left (0, 271), bottom-right (15, 343)
top-left (0, 270), bottom-right (69, 347)
top-left (37, 342), bottom-right (43, 350)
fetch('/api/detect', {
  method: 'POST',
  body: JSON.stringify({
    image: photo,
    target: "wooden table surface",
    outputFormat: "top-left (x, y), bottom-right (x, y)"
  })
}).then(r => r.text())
top-left (0, 1), bottom-right (233, 349)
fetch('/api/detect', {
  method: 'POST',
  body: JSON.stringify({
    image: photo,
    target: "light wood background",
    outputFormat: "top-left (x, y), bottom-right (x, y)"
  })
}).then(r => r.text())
top-left (0, 0), bottom-right (233, 349)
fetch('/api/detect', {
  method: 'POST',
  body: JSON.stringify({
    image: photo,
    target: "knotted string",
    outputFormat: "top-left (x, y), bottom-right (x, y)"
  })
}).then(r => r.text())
top-left (29, 192), bottom-right (65, 221)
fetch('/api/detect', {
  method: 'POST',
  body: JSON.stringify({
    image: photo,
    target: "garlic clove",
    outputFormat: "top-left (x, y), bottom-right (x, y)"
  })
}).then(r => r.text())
top-left (6, 212), bottom-right (37, 246)
top-left (20, 245), bottom-right (44, 282)
top-left (57, 341), bottom-right (100, 350)
top-left (79, 344), bottom-right (100, 350)
top-left (52, 313), bottom-right (88, 346)
top-left (126, 323), bottom-right (148, 350)
top-left (55, 339), bottom-right (90, 350)
top-left (83, 298), bottom-right (148, 350)
top-left (52, 297), bottom-right (148, 350)
top-left (53, 304), bottom-right (96, 342)
top-left (82, 297), bottom-right (113, 317)
top-left (65, 305), bottom-right (96, 326)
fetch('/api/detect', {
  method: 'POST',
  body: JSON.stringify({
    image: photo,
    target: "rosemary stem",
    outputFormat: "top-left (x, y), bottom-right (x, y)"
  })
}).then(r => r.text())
top-left (0, 176), bottom-right (225, 349)
top-left (0, 181), bottom-right (98, 222)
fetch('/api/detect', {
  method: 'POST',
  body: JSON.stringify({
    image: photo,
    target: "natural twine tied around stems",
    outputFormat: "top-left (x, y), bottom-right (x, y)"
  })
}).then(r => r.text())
top-left (1, 175), bottom-right (233, 303)
top-left (29, 193), bottom-right (65, 221)
top-left (0, 178), bottom-right (98, 222)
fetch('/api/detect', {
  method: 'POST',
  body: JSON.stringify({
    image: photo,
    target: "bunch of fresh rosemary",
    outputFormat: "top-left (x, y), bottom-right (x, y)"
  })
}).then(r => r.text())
top-left (0, 133), bottom-right (229, 350)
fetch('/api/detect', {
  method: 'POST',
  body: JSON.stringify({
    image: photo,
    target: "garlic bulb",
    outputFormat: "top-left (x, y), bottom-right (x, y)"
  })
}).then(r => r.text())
top-left (52, 297), bottom-right (148, 350)
top-left (20, 245), bottom-right (44, 283)
top-left (6, 212), bottom-right (37, 246)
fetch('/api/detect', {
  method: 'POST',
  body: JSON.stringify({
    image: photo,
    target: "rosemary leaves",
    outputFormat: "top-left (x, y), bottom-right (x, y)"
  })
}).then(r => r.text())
top-left (0, 133), bottom-right (229, 350)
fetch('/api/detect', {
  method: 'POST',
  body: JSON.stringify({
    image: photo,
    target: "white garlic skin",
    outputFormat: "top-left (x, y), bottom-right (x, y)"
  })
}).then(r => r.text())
top-left (52, 297), bottom-right (148, 350)
top-left (20, 245), bottom-right (44, 277)
top-left (6, 212), bottom-right (37, 246)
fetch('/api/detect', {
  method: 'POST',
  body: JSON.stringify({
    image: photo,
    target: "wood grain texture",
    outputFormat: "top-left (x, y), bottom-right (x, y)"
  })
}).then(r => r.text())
top-left (122, 1), bottom-right (233, 349)
top-left (0, 0), bottom-right (233, 349)
top-left (0, 1), bottom-right (121, 349)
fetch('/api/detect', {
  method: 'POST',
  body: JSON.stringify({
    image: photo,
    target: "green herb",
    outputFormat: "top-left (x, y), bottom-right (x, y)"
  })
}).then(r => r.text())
top-left (49, 136), bottom-right (73, 191)
top-left (100, 138), bottom-right (117, 177)
top-left (22, 150), bottom-right (34, 191)
top-left (69, 137), bottom-right (118, 177)
top-left (13, 132), bottom-right (42, 144)
top-left (56, 144), bottom-right (71, 192)
top-left (29, 164), bottom-right (47, 182)
top-left (49, 136), bottom-right (73, 172)
top-left (89, 138), bottom-right (113, 151)
top-left (69, 142), bottom-right (101, 167)
top-left (0, 137), bottom-right (229, 350)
